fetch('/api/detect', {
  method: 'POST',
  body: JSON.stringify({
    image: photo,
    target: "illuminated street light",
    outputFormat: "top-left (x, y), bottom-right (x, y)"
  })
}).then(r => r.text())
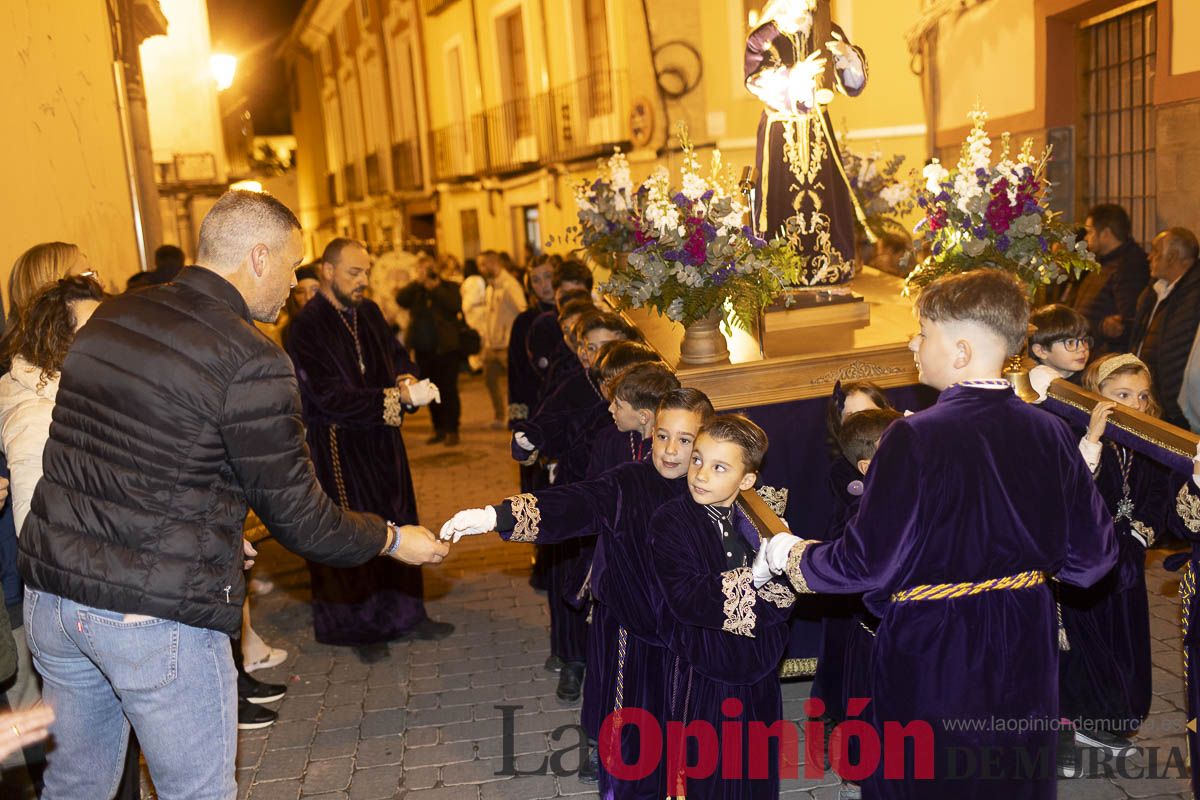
top-left (210, 54), bottom-right (237, 91)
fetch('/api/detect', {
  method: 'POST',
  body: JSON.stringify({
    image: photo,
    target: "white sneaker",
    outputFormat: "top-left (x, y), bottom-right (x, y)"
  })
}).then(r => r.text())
top-left (244, 647), bottom-right (288, 673)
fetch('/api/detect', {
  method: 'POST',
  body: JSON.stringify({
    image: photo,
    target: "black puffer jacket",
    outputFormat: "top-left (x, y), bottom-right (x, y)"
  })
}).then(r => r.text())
top-left (19, 267), bottom-right (386, 633)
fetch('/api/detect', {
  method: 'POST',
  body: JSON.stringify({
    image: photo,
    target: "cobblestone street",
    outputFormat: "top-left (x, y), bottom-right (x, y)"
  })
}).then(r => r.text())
top-left (236, 376), bottom-right (1196, 800)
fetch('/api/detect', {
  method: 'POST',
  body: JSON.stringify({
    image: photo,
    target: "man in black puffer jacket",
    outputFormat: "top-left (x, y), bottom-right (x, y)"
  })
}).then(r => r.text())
top-left (18, 190), bottom-right (449, 799)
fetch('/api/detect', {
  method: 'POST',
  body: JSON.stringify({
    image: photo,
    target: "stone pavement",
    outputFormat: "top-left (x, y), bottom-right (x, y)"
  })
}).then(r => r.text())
top-left (235, 375), bottom-right (1195, 800)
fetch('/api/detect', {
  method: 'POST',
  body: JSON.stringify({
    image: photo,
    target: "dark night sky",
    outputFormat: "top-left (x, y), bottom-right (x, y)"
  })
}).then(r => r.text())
top-left (207, 0), bottom-right (307, 135)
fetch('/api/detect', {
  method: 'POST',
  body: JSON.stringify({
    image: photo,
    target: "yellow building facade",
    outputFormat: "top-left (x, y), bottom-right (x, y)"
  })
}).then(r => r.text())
top-left (284, 0), bottom-right (1200, 263)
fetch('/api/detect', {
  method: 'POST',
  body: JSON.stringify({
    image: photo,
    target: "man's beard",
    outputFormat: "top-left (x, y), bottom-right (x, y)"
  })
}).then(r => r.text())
top-left (332, 284), bottom-right (364, 308)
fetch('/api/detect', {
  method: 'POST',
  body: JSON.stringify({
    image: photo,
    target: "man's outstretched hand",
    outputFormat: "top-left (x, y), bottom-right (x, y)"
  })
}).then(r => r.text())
top-left (439, 507), bottom-right (498, 543)
top-left (389, 525), bottom-right (450, 565)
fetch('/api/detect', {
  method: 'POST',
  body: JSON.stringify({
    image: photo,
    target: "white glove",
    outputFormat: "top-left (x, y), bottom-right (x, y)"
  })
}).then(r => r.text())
top-left (752, 544), bottom-right (773, 589)
top-left (438, 507), bottom-right (498, 543)
top-left (764, 532), bottom-right (802, 575)
top-left (407, 379), bottom-right (441, 407)
top-left (1028, 365), bottom-right (1059, 404)
top-left (514, 432), bottom-right (535, 451)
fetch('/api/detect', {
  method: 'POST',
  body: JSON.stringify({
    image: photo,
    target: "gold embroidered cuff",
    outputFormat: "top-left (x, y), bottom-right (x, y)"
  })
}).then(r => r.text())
top-left (508, 403), bottom-right (529, 422)
top-left (757, 580), bottom-right (795, 609)
top-left (383, 387), bottom-right (404, 427)
top-left (721, 567), bottom-right (757, 638)
top-left (784, 539), bottom-right (821, 595)
top-left (1178, 484), bottom-right (1200, 533)
top-left (1130, 520), bottom-right (1155, 548)
top-left (756, 485), bottom-right (789, 517)
top-left (507, 493), bottom-right (541, 543)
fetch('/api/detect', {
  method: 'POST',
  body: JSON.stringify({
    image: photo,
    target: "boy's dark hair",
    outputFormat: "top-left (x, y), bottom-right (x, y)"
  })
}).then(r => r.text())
top-left (593, 341), bottom-right (661, 384)
top-left (1028, 304), bottom-right (1090, 354)
top-left (1087, 203), bottom-right (1132, 243)
top-left (915, 269), bottom-right (1030, 356)
top-left (701, 413), bottom-right (768, 473)
top-left (837, 408), bottom-right (903, 466)
top-left (825, 380), bottom-right (891, 442)
top-left (657, 387), bottom-right (716, 426)
top-left (608, 363), bottom-right (680, 410)
top-left (579, 311), bottom-right (642, 343)
top-left (1, 274), bottom-right (107, 385)
top-left (553, 259), bottom-right (594, 290)
top-left (559, 298), bottom-right (595, 327)
top-left (154, 244), bottom-right (185, 272)
top-left (556, 289), bottom-right (592, 312)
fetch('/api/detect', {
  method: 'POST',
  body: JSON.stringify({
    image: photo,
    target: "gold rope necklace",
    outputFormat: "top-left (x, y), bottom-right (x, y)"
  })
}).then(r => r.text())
top-left (332, 299), bottom-right (366, 375)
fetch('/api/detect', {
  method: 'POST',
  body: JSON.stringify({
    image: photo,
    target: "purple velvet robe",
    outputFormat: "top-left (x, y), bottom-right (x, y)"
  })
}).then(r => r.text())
top-left (791, 385), bottom-right (1116, 799)
top-left (497, 462), bottom-right (687, 799)
top-left (1058, 442), bottom-right (1166, 735)
top-left (286, 293), bottom-right (427, 645)
top-left (649, 497), bottom-right (796, 800)
top-left (1167, 479), bottom-right (1200, 800)
top-left (527, 309), bottom-right (565, 386)
top-left (507, 301), bottom-right (554, 425)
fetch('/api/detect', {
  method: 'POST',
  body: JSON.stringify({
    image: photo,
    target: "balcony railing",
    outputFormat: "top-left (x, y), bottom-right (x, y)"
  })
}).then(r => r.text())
top-left (429, 117), bottom-right (487, 183)
top-left (425, 70), bottom-right (629, 183)
top-left (365, 151), bottom-right (383, 196)
top-left (343, 163), bottom-right (362, 202)
top-left (392, 139), bottom-right (423, 191)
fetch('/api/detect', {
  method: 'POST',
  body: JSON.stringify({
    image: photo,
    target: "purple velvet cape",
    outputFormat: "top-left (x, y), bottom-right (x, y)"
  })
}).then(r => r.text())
top-left (497, 462), bottom-right (687, 799)
top-left (648, 497), bottom-right (795, 800)
top-left (507, 301), bottom-right (554, 424)
top-left (1058, 441), bottom-right (1166, 734)
top-left (285, 293), bottom-right (427, 645)
top-left (526, 309), bottom-right (566, 386)
top-left (795, 385), bottom-right (1117, 799)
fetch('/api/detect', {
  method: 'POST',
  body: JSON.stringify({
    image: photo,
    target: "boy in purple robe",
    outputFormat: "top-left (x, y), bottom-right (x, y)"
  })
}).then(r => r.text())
top-left (587, 362), bottom-right (680, 480)
top-left (764, 269), bottom-right (1117, 799)
top-left (507, 254), bottom-right (559, 429)
top-left (648, 414), bottom-right (799, 800)
top-left (442, 388), bottom-right (716, 799)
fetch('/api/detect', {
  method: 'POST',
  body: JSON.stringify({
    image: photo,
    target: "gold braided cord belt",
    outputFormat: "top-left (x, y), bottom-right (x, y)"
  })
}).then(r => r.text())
top-left (890, 570), bottom-right (1046, 603)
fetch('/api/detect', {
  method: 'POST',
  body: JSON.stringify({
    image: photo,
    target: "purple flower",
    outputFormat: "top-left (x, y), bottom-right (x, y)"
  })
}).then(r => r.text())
top-left (932, 242), bottom-right (943, 256)
top-left (712, 266), bottom-right (736, 286)
top-left (673, 192), bottom-right (690, 208)
top-left (996, 234), bottom-right (1011, 253)
top-left (973, 225), bottom-right (988, 239)
top-left (1038, 236), bottom-right (1048, 252)
top-left (742, 226), bottom-right (767, 247)
top-left (591, 179), bottom-right (605, 192)
top-left (935, 191), bottom-right (951, 203)
top-left (701, 222), bottom-right (717, 240)
top-left (975, 168), bottom-right (988, 178)
top-left (917, 196), bottom-right (928, 208)
top-left (701, 189), bottom-right (714, 203)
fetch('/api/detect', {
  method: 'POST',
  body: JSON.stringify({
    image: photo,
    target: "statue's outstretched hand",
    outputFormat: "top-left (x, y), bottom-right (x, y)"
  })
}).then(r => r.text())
top-left (439, 507), bottom-right (499, 543)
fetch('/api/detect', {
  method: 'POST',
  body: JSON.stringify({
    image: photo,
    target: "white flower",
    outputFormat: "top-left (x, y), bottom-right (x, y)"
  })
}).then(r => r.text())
top-left (682, 172), bottom-right (708, 202)
top-left (923, 160), bottom-right (949, 194)
top-left (963, 238), bottom-right (988, 257)
top-left (879, 183), bottom-right (910, 209)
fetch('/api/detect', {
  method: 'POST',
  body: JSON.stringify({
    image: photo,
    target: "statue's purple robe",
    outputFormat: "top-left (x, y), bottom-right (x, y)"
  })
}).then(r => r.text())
top-left (744, 19), bottom-right (866, 284)
top-left (649, 498), bottom-right (796, 800)
top-left (286, 292), bottom-right (427, 645)
top-left (1058, 442), bottom-right (1165, 735)
top-left (495, 462), bottom-right (686, 799)
top-left (790, 385), bottom-right (1116, 799)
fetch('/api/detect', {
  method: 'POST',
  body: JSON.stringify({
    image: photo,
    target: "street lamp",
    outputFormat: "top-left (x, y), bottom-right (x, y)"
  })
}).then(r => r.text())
top-left (210, 54), bottom-right (237, 91)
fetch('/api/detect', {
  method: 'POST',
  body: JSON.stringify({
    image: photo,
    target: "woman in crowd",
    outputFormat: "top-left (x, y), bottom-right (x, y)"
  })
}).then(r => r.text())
top-left (7, 243), bottom-right (96, 334)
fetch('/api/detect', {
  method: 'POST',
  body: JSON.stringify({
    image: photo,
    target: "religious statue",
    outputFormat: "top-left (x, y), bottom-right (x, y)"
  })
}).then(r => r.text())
top-left (745, 0), bottom-right (868, 285)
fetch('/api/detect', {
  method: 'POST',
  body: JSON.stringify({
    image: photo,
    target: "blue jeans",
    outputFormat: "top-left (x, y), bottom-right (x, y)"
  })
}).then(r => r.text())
top-left (24, 588), bottom-right (237, 800)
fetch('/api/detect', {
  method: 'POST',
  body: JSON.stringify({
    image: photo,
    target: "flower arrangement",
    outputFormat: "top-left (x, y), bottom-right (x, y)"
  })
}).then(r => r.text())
top-left (571, 127), bottom-right (799, 331)
top-left (841, 145), bottom-right (916, 240)
top-left (903, 109), bottom-right (1098, 296)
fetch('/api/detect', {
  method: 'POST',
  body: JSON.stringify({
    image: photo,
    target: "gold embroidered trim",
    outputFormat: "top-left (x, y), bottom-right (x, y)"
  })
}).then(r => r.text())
top-left (383, 387), bottom-right (404, 427)
top-left (755, 485), bottom-right (789, 517)
top-left (784, 539), bottom-right (821, 594)
top-left (757, 580), bottom-right (795, 609)
top-left (1178, 484), bottom-right (1200, 533)
top-left (507, 493), bottom-right (541, 543)
top-left (721, 567), bottom-right (757, 638)
top-left (508, 403), bottom-right (529, 421)
top-left (890, 570), bottom-right (1045, 603)
top-left (1130, 520), bottom-right (1155, 548)
top-left (779, 657), bottom-right (818, 679)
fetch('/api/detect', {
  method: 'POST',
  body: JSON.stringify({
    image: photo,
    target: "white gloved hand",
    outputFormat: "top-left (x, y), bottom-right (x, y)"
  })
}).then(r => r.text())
top-left (752, 544), bottom-right (773, 589)
top-left (514, 432), bottom-right (536, 451)
top-left (764, 532), bottom-right (802, 575)
top-left (407, 379), bottom-right (441, 407)
top-left (1028, 365), bottom-right (1059, 404)
top-left (438, 507), bottom-right (498, 543)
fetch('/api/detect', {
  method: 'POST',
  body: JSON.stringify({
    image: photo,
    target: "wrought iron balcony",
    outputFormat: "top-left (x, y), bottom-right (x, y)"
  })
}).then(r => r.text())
top-left (429, 116), bottom-right (487, 183)
top-left (391, 139), bottom-right (423, 191)
top-left (481, 96), bottom-right (541, 176)
top-left (540, 70), bottom-right (628, 163)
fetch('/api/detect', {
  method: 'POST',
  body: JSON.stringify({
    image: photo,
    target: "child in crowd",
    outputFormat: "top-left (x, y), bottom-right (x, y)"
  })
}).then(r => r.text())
top-left (765, 269), bottom-right (1116, 799)
top-left (1056, 353), bottom-right (1165, 766)
top-left (824, 407), bottom-right (902, 799)
top-left (648, 414), bottom-right (797, 800)
top-left (588, 361), bottom-right (680, 481)
top-left (1028, 304), bottom-right (1092, 383)
top-left (442, 389), bottom-right (717, 800)
top-left (823, 380), bottom-right (893, 532)
top-left (508, 254), bottom-right (561, 429)
top-left (527, 259), bottom-right (593, 382)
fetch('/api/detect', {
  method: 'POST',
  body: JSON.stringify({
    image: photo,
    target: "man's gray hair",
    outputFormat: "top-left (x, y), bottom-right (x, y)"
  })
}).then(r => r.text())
top-left (196, 191), bottom-right (301, 270)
